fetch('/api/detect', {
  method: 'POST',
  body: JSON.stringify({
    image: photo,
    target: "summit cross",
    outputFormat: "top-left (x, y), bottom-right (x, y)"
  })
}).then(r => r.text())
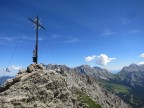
top-left (28, 15), bottom-right (45, 64)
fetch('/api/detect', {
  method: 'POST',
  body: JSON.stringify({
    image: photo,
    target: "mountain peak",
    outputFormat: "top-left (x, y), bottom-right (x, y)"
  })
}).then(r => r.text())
top-left (0, 64), bottom-right (130, 108)
top-left (118, 63), bottom-right (144, 88)
top-left (121, 64), bottom-right (144, 73)
top-left (77, 65), bottom-right (92, 69)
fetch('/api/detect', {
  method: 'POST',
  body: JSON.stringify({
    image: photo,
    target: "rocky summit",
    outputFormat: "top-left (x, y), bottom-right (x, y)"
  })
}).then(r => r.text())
top-left (117, 64), bottom-right (144, 87)
top-left (0, 64), bottom-right (131, 108)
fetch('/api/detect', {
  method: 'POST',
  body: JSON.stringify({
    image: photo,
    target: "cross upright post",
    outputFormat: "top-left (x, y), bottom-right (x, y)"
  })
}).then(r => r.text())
top-left (28, 15), bottom-right (45, 64)
top-left (36, 15), bottom-right (38, 64)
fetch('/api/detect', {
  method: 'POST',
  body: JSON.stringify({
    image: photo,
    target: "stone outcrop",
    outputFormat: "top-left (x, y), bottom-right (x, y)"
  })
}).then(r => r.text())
top-left (0, 64), bottom-right (131, 108)
top-left (27, 64), bottom-right (44, 73)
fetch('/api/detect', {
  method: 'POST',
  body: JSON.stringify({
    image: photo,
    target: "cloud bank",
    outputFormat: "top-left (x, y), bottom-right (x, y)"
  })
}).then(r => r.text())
top-left (138, 53), bottom-right (144, 65)
top-left (9, 65), bottom-right (22, 70)
top-left (0, 65), bottom-right (22, 76)
top-left (138, 62), bottom-right (144, 65)
top-left (85, 55), bottom-right (97, 62)
top-left (139, 53), bottom-right (144, 58)
top-left (96, 54), bottom-right (116, 65)
top-left (85, 54), bottom-right (116, 66)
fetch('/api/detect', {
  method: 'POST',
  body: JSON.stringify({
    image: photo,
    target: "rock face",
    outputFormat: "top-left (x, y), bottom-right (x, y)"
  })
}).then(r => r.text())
top-left (74, 65), bottom-right (113, 80)
top-left (0, 64), bottom-right (131, 108)
top-left (118, 64), bottom-right (144, 87)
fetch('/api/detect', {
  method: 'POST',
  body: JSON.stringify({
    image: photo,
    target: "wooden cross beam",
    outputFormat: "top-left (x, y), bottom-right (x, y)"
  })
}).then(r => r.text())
top-left (28, 15), bottom-right (45, 64)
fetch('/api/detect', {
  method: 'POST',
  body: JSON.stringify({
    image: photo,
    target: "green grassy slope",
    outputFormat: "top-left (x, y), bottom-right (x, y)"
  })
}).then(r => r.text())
top-left (99, 79), bottom-right (144, 108)
top-left (77, 92), bottom-right (102, 108)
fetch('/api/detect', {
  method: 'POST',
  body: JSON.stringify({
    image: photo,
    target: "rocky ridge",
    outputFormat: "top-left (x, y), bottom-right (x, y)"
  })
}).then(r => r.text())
top-left (74, 65), bottom-right (113, 80)
top-left (117, 64), bottom-right (144, 87)
top-left (0, 64), bottom-right (131, 108)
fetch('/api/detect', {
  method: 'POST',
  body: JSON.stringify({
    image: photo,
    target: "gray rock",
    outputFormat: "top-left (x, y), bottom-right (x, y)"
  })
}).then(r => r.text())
top-left (0, 64), bottom-right (131, 108)
top-left (27, 64), bottom-right (44, 73)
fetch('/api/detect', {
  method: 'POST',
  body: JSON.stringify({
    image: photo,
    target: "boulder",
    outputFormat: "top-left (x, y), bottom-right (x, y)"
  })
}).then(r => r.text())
top-left (27, 64), bottom-right (44, 73)
top-left (27, 64), bottom-right (35, 73)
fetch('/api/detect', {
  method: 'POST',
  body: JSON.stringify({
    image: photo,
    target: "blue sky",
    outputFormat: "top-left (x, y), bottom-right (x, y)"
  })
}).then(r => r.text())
top-left (0, 0), bottom-right (144, 76)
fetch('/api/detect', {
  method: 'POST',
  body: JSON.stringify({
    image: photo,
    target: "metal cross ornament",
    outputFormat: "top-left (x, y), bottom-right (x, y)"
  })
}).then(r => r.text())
top-left (28, 15), bottom-right (45, 64)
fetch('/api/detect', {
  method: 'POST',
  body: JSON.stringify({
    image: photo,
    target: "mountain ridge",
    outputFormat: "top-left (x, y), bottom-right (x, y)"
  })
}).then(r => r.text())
top-left (0, 64), bottom-right (130, 108)
top-left (117, 64), bottom-right (144, 87)
top-left (100, 64), bottom-right (144, 108)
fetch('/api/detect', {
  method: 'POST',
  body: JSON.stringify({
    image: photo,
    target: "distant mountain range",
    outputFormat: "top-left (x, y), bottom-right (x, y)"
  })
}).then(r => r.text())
top-left (0, 76), bottom-right (13, 85)
top-left (0, 64), bottom-right (130, 108)
top-left (1, 63), bottom-right (144, 107)
top-left (104, 64), bottom-right (144, 108)
top-left (46, 63), bottom-right (144, 108)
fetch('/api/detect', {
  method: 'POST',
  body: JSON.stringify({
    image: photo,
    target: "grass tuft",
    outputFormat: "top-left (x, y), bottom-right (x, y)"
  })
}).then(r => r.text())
top-left (77, 92), bottom-right (102, 108)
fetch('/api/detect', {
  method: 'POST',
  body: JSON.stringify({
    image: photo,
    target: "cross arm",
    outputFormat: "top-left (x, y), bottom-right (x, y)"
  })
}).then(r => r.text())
top-left (28, 18), bottom-right (45, 29)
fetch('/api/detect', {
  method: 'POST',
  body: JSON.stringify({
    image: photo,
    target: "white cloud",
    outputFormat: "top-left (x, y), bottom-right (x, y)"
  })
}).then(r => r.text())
top-left (127, 29), bottom-right (141, 34)
top-left (138, 61), bottom-right (144, 65)
top-left (22, 35), bottom-right (44, 41)
top-left (0, 65), bottom-right (23, 76)
top-left (85, 54), bottom-right (116, 66)
top-left (85, 55), bottom-right (97, 62)
top-left (102, 29), bottom-right (116, 36)
top-left (63, 38), bottom-right (80, 43)
top-left (9, 65), bottom-right (22, 70)
top-left (139, 53), bottom-right (144, 58)
top-left (96, 54), bottom-right (116, 66)
top-left (0, 34), bottom-right (24, 44)
top-left (0, 34), bottom-right (45, 44)
top-left (51, 34), bottom-right (80, 43)
top-left (121, 16), bottom-right (138, 25)
top-left (52, 34), bottom-right (62, 39)
top-left (0, 36), bottom-right (16, 42)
